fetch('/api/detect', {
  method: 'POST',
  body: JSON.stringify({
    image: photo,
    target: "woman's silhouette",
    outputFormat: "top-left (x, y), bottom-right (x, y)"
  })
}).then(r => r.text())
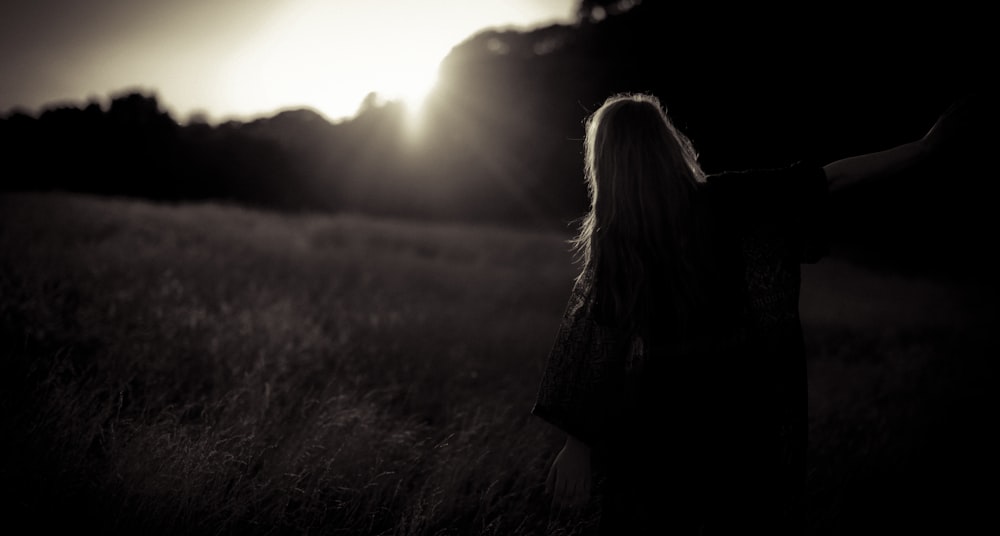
top-left (532, 92), bottom-right (967, 534)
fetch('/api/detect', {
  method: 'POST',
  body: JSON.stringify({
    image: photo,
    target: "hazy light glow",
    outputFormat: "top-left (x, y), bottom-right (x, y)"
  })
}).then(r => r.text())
top-left (0, 0), bottom-right (577, 123)
top-left (219, 1), bottom-right (448, 122)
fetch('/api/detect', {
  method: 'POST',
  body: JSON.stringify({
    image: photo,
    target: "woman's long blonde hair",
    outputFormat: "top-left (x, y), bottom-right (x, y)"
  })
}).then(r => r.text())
top-left (572, 92), bottom-right (714, 338)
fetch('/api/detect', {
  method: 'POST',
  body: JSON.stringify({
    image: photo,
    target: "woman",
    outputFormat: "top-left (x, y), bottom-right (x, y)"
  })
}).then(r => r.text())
top-left (532, 92), bottom-right (966, 534)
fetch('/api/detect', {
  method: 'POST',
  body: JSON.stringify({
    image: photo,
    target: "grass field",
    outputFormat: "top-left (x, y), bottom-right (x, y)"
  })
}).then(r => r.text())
top-left (1, 191), bottom-right (996, 535)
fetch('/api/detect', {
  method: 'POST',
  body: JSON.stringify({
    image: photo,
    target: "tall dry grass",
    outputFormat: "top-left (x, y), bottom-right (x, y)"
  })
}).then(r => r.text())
top-left (1, 191), bottom-right (995, 535)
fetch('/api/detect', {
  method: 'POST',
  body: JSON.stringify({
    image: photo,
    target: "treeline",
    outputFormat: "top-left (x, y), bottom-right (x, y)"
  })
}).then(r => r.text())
top-left (0, 93), bottom-right (388, 215)
top-left (1, 2), bottom-right (992, 240)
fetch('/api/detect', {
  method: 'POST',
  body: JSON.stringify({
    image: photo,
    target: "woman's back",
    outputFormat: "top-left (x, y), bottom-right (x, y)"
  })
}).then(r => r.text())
top-left (534, 92), bottom-right (828, 534)
top-left (593, 161), bottom-right (829, 534)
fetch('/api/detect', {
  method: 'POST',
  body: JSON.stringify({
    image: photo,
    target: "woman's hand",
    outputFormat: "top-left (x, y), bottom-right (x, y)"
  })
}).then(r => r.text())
top-left (921, 95), bottom-right (976, 155)
top-left (824, 94), bottom-right (981, 192)
top-left (546, 435), bottom-right (592, 511)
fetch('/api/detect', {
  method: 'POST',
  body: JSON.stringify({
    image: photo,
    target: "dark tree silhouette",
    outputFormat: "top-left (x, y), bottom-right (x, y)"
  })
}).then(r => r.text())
top-left (576, 0), bottom-right (640, 23)
top-left (0, 1), bottom-right (993, 274)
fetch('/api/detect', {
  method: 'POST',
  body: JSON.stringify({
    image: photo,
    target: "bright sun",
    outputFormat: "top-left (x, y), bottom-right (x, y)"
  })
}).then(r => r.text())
top-left (378, 65), bottom-right (440, 117)
top-left (217, 1), bottom-right (453, 123)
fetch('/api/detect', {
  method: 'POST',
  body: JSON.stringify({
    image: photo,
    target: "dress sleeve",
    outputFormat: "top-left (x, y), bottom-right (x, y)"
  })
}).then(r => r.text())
top-left (704, 160), bottom-right (830, 263)
top-left (530, 269), bottom-right (634, 447)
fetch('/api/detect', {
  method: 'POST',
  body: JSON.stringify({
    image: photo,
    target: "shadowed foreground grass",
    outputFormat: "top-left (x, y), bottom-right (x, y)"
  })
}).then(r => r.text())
top-left (1, 192), bottom-right (996, 535)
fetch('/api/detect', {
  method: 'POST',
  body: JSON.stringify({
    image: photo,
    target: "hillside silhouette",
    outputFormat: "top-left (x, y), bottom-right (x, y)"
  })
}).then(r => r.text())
top-left (1, 1), bottom-right (993, 275)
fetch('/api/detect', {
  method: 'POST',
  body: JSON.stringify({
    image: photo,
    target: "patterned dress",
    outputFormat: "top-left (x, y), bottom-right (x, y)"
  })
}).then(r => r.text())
top-left (532, 162), bottom-right (829, 534)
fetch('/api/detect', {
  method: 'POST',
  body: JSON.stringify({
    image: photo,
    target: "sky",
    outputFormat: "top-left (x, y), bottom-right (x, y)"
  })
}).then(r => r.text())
top-left (0, 0), bottom-right (578, 124)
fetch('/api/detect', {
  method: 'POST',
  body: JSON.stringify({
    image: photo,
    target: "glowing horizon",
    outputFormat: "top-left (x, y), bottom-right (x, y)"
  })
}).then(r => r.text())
top-left (0, 0), bottom-right (577, 124)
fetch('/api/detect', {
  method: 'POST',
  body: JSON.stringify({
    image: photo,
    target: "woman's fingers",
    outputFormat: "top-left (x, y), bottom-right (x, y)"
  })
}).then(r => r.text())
top-left (553, 471), bottom-right (570, 509)
top-left (928, 95), bottom-right (977, 144)
top-left (570, 480), bottom-right (588, 507)
top-left (545, 462), bottom-right (557, 496)
top-left (546, 459), bottom-right (591, 510)
top-left (553, 476), bottom-right (590, 510)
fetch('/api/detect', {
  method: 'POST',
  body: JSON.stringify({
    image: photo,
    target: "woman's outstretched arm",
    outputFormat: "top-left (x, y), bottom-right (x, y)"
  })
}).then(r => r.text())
top-left (822, 98), bottom-right (972, 193)
top-left (822, 137), bottom-right (929, 193)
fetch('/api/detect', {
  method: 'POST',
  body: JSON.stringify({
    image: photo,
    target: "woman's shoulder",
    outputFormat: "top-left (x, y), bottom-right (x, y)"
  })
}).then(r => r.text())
top-left (703, 160), bottom-right (824, 189)
top-left (700, 160), bottom-right (831, 263)
top-left (700, 160), bottom-right (826, 208)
